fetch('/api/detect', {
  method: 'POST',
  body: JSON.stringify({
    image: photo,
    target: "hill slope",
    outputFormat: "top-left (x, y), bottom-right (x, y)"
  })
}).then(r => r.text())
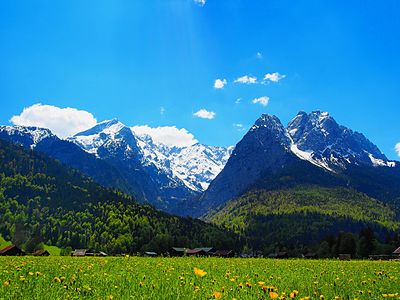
top-left (0, 139), bottom-right (235, 254)
top-left (206, 186), bottom-right (399, 250)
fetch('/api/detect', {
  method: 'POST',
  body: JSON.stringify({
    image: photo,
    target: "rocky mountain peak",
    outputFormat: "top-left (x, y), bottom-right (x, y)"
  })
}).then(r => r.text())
top-left (287, 110), bottom-right (394, 169)
top-left (0, 125), bottom-right (56, 148)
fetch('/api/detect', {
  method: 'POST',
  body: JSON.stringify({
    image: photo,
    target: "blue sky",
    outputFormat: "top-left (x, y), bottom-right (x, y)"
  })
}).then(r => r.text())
top-left (0, 0), bottom-right (399, 159)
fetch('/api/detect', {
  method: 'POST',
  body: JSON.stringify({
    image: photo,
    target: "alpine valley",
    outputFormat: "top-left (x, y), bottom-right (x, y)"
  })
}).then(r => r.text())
top-left (1, 110), bottom-right (399, 255)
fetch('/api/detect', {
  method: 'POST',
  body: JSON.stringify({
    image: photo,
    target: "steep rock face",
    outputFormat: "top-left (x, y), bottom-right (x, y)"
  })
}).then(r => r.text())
top-left (199, 115), bottom-right (296, 215)
top-left (287, 111), bottom-right (395, 169)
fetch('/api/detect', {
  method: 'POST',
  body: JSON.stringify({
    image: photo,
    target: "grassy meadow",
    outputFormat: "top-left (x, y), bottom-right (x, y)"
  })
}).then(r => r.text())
top-left (0, 257), bottom-right (399, 299)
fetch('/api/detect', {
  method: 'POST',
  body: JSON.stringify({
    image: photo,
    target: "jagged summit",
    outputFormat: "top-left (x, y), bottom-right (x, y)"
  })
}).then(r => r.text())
top-left (74, 118), bottom-right (124, 137)
top-left (287, 110), bottom-right (394, 169)
top-left (251, 114), bottom-right (284, 130)
top-left (0, 125), bottom-right (56, 148)
top-left (198, 110), bottom-right (398, 217)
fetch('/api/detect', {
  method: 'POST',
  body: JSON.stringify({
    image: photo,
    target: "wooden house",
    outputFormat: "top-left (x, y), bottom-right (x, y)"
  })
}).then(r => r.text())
top-left (213, 250), bottom-right (234, 258)
top-left (33, 249), bottom-right (50, 256)
top-left (339, 254), bottom-right (351, 261)
top-left (72, 249), bottom-right (87, 256)
top-left (194, 247), bottom-right (215, 255)
top-left (303, 253), bottom-right (318, 259)
top-left (170, 247), bottom-right (186, 256)
top-left (0, 245), bottom-right (25, 256)
top-left (186, 249), bottom-right (207, 256)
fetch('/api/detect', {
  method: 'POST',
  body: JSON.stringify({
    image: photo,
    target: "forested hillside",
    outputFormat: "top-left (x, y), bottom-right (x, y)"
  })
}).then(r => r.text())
top-left (206, 186), bottom-right (399, 254)
top-left (0, 139), bottom-right (236, 254)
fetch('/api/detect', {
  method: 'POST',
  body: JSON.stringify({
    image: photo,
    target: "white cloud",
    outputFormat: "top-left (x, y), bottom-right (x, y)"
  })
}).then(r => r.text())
top-left (193, 109), bottom-right (216, 120)
top-left (10, 103), bottom-right (97, 138)
top-left (256, 52), bottom-right (263, 59)
top-left (395, 143), bottom-right (400, 157)
top-left (252, 96), bottom-right (270, 107)
top-left (132, 125), bottom-right (197, 148)
top-left (160, 106), bottom-right (165, 115)
top-left (235, 98), bottom-right (241, 104)
top-left (263, 72), bottom-right (286, 83)
top-left (214, 79), bottom-right (227, 89)
top-left (194, 0), bottom-right (206, 6)
top-left (233, 123), bottom-right (246, 131)
top-left (234, 75), bottom-right (257, 84)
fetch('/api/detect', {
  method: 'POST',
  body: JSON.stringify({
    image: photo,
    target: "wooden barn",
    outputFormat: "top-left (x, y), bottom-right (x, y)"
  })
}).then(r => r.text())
top-left (72, 249), bottom-right (107, 257)
top-left (0, 245), bottom-right (25, 256)
top-left (303, 253), bottom-right (318, 259)
top-left (214, 250), bottom-right (234, 258)
top-left (170, 247), bottom-right (186, 256)
top-left (186, 249), bottom-right (207, 256)
top-left (194, 247), bottom-right (215, 255)
top-left (33, 249), bottom-right (50, 256)
top-left (72, 249), bottom-right (87, 257)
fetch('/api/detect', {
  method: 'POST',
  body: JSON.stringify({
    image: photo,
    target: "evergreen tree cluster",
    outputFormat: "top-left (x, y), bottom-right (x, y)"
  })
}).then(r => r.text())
top-left (0, 139), bottom-right (236, 254)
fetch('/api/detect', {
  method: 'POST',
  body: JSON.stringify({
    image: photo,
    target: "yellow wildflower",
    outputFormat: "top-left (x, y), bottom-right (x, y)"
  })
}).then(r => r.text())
top-left (194, 267), bottom-right (207, 278)
top-left (212, 292), bottom-right (223, 299)
top-left (270, 292), bottom-right (279, 299)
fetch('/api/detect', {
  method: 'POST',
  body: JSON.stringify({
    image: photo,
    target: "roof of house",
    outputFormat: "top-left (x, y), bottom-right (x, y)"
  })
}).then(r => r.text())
top-left (72, 249), bottom-right (87, 256)
top-left (393, 246), bottom-right (400, 254)
top-left (0, 245), bottom-right (22, 254)
top-left (214, 250), bottom-right (233, 256)
top-left (194, 247), bottom-right (214, 252)
top-left (187, 249), bottom-right (205, 254)
top-left (33, 249), bottom-right (50, 256)
top-left (171, 247), bottom-right (186, 252)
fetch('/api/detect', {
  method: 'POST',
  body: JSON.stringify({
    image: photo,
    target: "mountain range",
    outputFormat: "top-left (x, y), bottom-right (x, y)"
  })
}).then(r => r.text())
top-left (0, 119), bottom-right (232, 215)
top-left (199, 111), bottom-right (398, 216)
top-left (1, 110), bottom-right (399, 251)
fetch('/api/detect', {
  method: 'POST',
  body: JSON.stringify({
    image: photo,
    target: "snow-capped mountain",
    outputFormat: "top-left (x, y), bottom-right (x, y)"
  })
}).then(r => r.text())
top-left (68, 119), bottom-right (233, 215)
top-left (198, 112), bottom-right (399, 217)
top-left (71, 119), bottom-right (233, 193)
top-left (0, 124), bottom-right (141, 199)
top-left (287, 111), bottom-right (396, 170)
top-left (0, 125), bottom-right (56, 148)
top-left (133, 130), bottom-right (233, 192)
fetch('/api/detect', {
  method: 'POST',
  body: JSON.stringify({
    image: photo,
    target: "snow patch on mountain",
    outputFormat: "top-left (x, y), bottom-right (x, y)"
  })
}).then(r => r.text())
top-left (0, 125), bottom-right (55, 148)
top-left (70, 120), bottom-right (233, 192)
top-left (287, 111), bottom-right (396, 171)
top-left (133, 130), bottom-right (233, 191)
top-left (71, 120), bottom-right (127, 155)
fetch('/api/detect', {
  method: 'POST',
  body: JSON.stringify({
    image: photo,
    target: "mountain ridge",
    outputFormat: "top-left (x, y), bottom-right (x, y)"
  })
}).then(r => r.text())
top-left (198, 111), bottom-right (399, 217)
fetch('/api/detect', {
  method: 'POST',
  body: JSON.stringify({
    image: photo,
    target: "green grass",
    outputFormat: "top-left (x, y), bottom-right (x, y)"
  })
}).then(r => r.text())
top-left (0, 257), bottom-right (400, 299)
top-left (0, 235), bottom-right (11, 250)
top-left (42, 245), bottom-right (61, 256)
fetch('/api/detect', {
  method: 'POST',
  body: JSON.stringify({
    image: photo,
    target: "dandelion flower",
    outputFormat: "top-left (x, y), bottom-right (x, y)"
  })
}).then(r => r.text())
top-left (212, 292), bottom-right (223, 299)
top-left (194, 267), bottom-right (207, 278)
top-left (270, 292), bottom-right (279, 299)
